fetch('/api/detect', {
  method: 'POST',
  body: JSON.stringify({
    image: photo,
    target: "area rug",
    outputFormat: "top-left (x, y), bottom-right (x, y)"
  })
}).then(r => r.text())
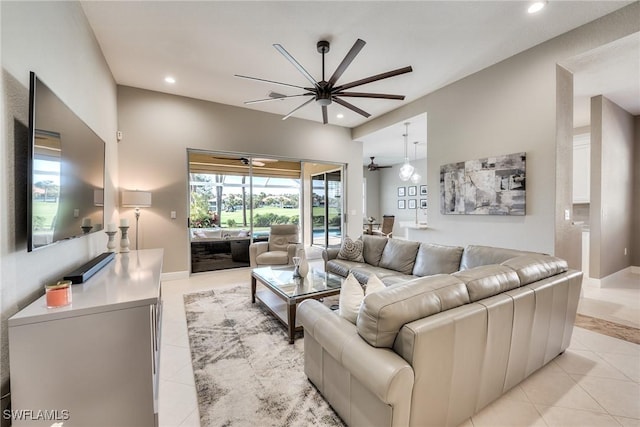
top-left (575, 313), bottom-right (640, 345)
top-left (184, 286), bottom-right (344, 427)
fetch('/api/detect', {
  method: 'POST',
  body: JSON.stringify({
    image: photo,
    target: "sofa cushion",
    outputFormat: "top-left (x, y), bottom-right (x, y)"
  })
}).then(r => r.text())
top-left (357, 274), bottom-right (470, 348)
top-left (453, 264), bottom-right (521, 302)
top-left (378, 239), bottom-right (421, 275)
top-left (501, 254), bottom-right (568, 286)
top-left (339, 274), bottom-right (385, 324)
top-left (327, 259), bottom-right (367, 278)
top-left (413, 243), bottom-right (464, 277)
top-left (459, 245), bottom-right (537, 270)
top-left (337, 236), bottom-right (365, 262)
top-left (350, 265), bottom-right (408, 285)
top-left (361, 235), bottom-right (389, 266)
top-left (255, 250), bottom-right (289, 265)
top-left (380, 274), bottom-right (419, 287)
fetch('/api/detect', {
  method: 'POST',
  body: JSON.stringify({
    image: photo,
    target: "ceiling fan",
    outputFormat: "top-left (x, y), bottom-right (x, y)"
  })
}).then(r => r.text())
top-left (239, 157), bottom-right (278, 167)
top-left (236, 39), bottom-right (413, 124)
top-left (367, 157), bottom-right (392, 171)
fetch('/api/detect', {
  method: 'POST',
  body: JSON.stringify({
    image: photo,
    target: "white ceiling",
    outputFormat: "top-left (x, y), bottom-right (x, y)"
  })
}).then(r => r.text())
top-left (564, 32), bottom-right (640, 128)
top-left (80, 1), bottom-right (637, 165)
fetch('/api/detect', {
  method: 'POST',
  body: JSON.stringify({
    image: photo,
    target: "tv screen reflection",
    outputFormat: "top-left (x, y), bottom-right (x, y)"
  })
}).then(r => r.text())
top-left (29, 73), bottom-right (105, 251)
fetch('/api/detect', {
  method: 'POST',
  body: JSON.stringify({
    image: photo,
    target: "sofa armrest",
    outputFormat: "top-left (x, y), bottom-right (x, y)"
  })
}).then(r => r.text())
top-left (249, 241), bottom-right (269, 267)
top-left (299, 300), bottom-right (414, 406)
top-left (322, 248), bottom-right (340, 270)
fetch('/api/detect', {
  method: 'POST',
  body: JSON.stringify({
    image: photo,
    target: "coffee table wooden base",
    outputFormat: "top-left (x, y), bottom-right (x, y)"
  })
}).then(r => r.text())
top-left (251, 273), bottom-right (340, 344)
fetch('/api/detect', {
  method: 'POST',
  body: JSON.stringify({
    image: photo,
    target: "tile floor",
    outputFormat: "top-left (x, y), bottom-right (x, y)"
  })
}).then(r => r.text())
top-left (158, 265), bottom-right (640, 427)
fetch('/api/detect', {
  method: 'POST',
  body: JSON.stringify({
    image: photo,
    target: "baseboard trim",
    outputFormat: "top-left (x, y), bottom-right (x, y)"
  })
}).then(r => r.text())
top-left (588, 266), bottom-right (638, 287)
top-left (161, 271), bottom-right (189, 281)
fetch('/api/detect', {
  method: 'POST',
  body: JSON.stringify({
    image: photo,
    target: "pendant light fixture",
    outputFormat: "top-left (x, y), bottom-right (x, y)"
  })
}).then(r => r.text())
top-left (410, 141), bottom-right (421, 184)
top-left (398, 122), bottom-right (415, 181)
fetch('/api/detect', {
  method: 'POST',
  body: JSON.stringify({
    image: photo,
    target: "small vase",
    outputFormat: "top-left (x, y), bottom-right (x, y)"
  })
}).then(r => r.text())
top-left (296, 248), bottom-right (309, 277)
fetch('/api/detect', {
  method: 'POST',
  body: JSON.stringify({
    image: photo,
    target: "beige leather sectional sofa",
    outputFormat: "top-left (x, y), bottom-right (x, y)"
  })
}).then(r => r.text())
top-left (300, 237), bottom-right (582, 427)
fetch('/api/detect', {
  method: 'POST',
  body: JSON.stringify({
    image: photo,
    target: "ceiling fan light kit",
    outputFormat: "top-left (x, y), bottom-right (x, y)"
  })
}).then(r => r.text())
top-left (236, 38), bottom-right (413, 124)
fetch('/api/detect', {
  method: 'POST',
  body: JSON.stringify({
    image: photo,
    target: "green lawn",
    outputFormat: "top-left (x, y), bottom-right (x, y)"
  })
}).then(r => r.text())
top-left (32, 200), bottom-right (58, 229)
top-left (214, 205), bottom-right (340, 228)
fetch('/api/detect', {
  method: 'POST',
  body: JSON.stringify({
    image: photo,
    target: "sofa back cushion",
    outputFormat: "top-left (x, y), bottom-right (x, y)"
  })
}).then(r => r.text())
top-left (453, 264), bottom-right (521, 302)
top-left (378, 239), bottom-right (421, 275)
top-left (361, 235), bottom-right (388, 266)
top-left (357, 275), bottom-right (470, 348)
top-left (501, 254), bottom-right (568, 286)
top-left (413, 243), bottom-right (464, 277)
top-left (459, 245), bottom-right (536, 270)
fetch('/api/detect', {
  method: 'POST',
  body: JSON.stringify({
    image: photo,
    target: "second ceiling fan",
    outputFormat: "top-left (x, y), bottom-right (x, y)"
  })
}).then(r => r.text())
top-left (236, 39), bottom-right (413, 124)
top-left (367, 157), bottom-right (392, 171)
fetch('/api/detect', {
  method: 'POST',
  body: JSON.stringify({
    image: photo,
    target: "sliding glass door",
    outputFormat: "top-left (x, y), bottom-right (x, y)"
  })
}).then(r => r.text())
top-left (310, 169), bottom-right (343, 248)
top-left (188, 151), bottom-right (301, 272)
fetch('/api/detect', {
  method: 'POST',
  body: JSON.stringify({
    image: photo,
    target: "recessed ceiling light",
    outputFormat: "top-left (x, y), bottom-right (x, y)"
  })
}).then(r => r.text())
top-left (336, 113), bottom-right (344, 119)
top-left (528, 1), bottom-right (546, 14)
top-left (164, 76), bottom-right (176, 84)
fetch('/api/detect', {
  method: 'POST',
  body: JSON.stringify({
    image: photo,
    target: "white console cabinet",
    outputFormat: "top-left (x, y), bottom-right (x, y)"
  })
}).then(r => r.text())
top-left (8, 249), bottom-right (163, 426)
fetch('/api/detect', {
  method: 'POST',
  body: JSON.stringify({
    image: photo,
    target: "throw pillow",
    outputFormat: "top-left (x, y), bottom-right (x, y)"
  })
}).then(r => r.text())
top-left (337, 236), bottom-right (365, 262)
top-left (365, 274), bottom-right (385, 293)
top-left (338, 273), bottom-right (385, 324)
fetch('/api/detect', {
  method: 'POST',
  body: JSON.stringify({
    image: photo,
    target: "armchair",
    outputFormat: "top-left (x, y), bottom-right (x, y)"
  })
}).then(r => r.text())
top-left (249, 224), bottom-right (300, 267)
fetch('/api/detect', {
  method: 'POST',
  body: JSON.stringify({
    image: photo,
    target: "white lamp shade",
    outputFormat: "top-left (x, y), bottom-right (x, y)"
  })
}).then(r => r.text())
top-left (121, 190), bottom-right (152, 208)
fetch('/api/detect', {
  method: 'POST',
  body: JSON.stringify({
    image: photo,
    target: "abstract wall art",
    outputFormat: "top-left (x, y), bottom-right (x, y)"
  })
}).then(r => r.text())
top-left (440, 152), bottom-right (526, 215)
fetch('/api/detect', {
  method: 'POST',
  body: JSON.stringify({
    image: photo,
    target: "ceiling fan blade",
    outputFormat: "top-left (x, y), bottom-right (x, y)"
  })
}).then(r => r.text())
top-left (332, 97), bottom-right (371, 118)
top-left (322, 105), bottom-right (328, 124)
top-left (282, 97), bottom-right (315, 121)
top-left (244, 93), bottom-right (313, 105)
top-left (333, 66), bottom-right (413, 92)
top-left (234, 74), bottom-right (311, 91)
top-left (334, 92), bottom-right (405, 100)
top-left (327, 38), bottom-right (366, 86)
top-left (273, 44), bottom-right (318, 87)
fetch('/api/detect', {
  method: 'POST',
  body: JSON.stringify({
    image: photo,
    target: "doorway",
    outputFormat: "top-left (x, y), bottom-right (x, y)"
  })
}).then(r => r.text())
top-left (188, 151), bottom-right (302, 273)
top-left (310, 169), bottom-right (343, 247)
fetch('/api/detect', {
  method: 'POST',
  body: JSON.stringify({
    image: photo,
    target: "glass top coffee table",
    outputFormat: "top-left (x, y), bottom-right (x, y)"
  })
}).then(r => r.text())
top-left (251, 266), bottom-right (344, 344)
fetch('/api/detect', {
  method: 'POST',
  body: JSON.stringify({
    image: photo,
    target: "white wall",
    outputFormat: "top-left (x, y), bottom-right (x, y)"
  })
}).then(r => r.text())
top-left (590, 96), bottom-right (635, 278)
top-left (352, 4), bottom-right (639, 255)
top-left (117, 86), bottom-right (361, 273)
top-left (634, 116), bottom-right (640, 268)
top-left (0, 1), bottom-right (117, 415)
top-left (377, 159), bottom-right (428, 238)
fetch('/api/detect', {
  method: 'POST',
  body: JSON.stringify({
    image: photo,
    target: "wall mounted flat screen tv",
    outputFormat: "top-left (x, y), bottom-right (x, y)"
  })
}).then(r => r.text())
top-left (28, 72), bottom-right (105, 251)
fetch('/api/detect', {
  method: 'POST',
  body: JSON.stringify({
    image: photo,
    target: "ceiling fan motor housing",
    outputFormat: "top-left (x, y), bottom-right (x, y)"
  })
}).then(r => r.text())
top-left (316, 82), bottom-right (332, 106)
